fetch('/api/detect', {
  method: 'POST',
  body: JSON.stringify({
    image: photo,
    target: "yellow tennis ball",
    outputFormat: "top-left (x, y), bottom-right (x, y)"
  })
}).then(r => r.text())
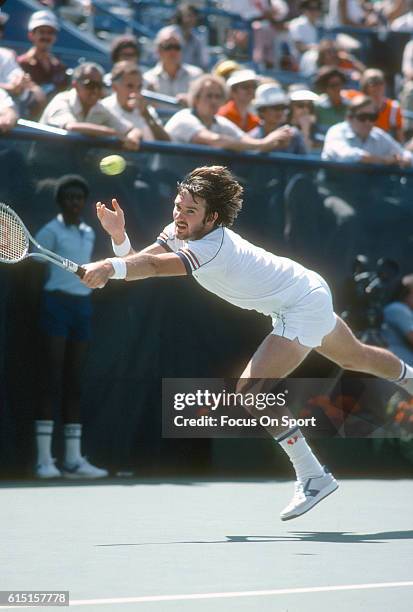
top-left (99, 155), bottom-right (126, 176)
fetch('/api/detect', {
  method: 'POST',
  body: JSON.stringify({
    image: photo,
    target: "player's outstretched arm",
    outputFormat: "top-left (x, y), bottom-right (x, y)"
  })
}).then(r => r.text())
top-left (82, 252), bottom-right (187, 289)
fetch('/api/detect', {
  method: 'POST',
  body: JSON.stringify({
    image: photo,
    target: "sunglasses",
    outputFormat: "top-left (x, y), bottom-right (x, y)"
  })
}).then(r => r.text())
top-left (79, 79), bottom-right (103, 90)
top-left (353, 112), bottom-right (378, 122)
top-left (160, 43), bottom-right (181, 51)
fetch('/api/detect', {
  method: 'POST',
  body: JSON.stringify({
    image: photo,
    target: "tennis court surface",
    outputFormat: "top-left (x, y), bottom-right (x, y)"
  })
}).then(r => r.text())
top-left (1, 478), bottom-right (412, 611)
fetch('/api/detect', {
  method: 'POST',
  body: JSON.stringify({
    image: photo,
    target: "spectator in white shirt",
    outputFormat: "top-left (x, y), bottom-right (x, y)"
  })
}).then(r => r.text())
top-left (0, 87), bottom-right (18, 132)
top-left (40, 62), bottom-right (142, 149)
top-left (101, 61), bottom-right (170, 141)
top-left (322, 95), bottom-right (412, 166)
top-left (143, 26), bottom-right (203, 106)
top-left (289, 0), bottom-right (322, 56)
top-left (165, 73), bottom-right (295, 152)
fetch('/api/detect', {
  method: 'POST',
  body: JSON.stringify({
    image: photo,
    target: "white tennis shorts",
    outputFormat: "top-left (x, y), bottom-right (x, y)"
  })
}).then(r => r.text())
top-left (271, 273), bottom-right (337, 348)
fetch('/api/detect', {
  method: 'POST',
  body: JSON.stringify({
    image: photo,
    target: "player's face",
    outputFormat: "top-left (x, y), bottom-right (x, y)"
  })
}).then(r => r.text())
top-left (173, 190), bottom-right (216, 240)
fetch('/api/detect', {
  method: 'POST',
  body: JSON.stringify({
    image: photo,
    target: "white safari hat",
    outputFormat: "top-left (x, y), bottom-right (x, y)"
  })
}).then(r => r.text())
top-left (28, 10), bottom-right (60, 32)
top-left (289, 89), bottom-right (319, 102)
top-left (253, 84), bottom-right (288, 109)
top-left (226, 69), bottom-right (258, 89)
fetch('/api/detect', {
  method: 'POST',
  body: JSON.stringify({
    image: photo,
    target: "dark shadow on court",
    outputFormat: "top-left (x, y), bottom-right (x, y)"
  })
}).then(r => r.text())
top-left (95, 530), bottom-right (413, 547)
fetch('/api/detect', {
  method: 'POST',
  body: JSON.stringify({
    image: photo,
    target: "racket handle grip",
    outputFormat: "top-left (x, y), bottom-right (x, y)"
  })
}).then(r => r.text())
top-left (76, 266), bottom-right (86, 279)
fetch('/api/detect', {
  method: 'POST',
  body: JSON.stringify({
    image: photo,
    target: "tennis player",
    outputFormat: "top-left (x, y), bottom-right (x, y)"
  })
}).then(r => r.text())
top-left (82, 165), bottom-right (413, 520)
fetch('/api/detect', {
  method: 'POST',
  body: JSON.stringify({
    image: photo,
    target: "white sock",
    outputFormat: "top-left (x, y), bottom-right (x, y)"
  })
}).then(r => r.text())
top-left (275, 427), bottom-right (324, 482)
top-left (394, 360), bottom-right (413, 394)
top-left (64, 423), bottom-right (82, 465)
top-left (35, 420), bottom-right (54, 465)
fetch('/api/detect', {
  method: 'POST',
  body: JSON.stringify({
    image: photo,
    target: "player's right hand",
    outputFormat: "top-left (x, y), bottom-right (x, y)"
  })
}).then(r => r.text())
top-left (96, 198), bottom-right (125, 244)
top-left (81, 260), bottom-right (113, 289)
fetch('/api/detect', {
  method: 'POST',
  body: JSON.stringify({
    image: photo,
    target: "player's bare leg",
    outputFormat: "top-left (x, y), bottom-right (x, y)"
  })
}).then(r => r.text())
top-left (236, 333), bottom-right (338, 521)
top-left (316, 315), bottom-right (408, 382)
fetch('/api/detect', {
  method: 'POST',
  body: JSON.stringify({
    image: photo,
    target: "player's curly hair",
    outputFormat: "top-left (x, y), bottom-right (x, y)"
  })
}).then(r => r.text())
top-left (178, 166), bottom-right (243, 227)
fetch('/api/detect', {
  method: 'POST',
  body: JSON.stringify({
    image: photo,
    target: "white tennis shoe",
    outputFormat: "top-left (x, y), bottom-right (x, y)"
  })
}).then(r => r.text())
top-left (35, 459), bottom-right (61, 479)
top-left (280, 468), bottom-right (338, 521)
top-left (62, 457), bottom-right (108, 479)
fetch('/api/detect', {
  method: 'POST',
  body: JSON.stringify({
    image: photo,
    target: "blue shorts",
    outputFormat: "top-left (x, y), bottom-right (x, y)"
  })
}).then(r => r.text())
top-left (39, 291), bottom-right (93, 342)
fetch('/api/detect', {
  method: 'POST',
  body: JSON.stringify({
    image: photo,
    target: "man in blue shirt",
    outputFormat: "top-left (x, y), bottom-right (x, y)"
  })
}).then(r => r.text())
top-left (34, 175), bottom-right (108, 479)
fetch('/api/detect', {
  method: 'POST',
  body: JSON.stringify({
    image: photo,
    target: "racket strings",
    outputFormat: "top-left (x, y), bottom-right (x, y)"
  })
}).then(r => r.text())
top-left (0, 207), bottom-right (29, 262)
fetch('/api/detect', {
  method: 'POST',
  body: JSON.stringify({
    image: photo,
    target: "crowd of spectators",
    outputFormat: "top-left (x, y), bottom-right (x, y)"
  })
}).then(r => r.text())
top-left (3, 1), bottom-right (413, 163)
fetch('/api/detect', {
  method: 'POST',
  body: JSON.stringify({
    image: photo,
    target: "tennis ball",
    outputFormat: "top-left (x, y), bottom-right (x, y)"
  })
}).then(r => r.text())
top-left (99, 155), bottom-right (126, 176)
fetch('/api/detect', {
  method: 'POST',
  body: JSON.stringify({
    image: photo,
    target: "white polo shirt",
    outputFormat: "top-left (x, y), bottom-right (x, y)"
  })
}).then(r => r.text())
top-left (157, 222), bottom-right (325, 316)
top-left (101, 93), bottom-right (155, 140)
top-left (165, 108), bottom-right (244, 143)
top-left (36, 215), bottom-right (95, 296)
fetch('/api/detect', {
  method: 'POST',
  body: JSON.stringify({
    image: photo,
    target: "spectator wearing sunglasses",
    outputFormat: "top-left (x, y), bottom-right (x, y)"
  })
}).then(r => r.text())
top-left (322, 95), bottom-right (412, 166)
top-left (143, 26), bottom-right (202, 107)
top-left (217, 69), bottom-right (260, 131)
top-left (40, 62), bottom-right (142, 149)
top-left (248, 84), bottom-right (307, 153)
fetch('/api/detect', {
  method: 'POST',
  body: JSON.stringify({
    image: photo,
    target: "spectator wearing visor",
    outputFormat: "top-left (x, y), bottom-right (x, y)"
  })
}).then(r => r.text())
top-left (217, 69), bottom-right (260, 132)
top-left (249, 83), bottom-right (307, 154)
top-left (288, 87), bottom-right (319, 150)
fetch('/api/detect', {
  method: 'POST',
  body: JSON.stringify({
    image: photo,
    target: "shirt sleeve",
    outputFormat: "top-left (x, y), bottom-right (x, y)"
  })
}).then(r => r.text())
top-left (322, 125), bottom-right (365, 162)
top-left (384, 303), bottom-right (413, 337)
top-left (176, 228), bottom-right (225, 275)
top-left (165, 110), bottom-right (203, 143)
top-left (156, 222), bottom-right (176, 251)
top-left (40, 96), bottom-right (76, 128)
top-left (35, 224), bottom-right (56, 252)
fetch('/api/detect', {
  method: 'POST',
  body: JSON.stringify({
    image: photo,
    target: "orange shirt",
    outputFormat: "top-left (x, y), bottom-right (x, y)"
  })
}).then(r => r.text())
top-left (217, 99), bottom-right (260, 132)
top-left (375, 98), bottom-right (402, 133)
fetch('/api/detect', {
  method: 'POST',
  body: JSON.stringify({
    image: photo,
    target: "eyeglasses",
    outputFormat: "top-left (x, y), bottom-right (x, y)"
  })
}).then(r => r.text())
top-left (160, 43), bottom-right (182, 51)
top-left (79, 79), bottom-right (103, 90)
top-left (353, 112), bottom-right (379, 122)
top-left (259, 104), bottom-right (288, 111)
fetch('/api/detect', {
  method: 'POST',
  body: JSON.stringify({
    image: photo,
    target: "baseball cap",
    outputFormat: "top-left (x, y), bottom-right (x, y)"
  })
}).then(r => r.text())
top-left (226, 69), bottom-right (257, 89)
top-left (28, 10), bottom-right (59, 33)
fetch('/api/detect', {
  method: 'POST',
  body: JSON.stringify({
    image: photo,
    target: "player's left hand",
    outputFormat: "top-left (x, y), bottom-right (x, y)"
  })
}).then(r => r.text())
top-left (81, 260), bottom-right (113, 289)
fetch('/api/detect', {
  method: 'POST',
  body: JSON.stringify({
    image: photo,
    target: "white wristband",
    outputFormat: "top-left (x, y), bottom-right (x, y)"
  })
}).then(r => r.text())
top-left (107, 257), bottom-right (127, 280)
top-left (111, 233), bottom-right (131, 257)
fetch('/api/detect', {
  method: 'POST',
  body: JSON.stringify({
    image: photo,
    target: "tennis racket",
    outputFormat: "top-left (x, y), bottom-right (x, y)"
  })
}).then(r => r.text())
top-left (0, 203), bottom-right (86, 278)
